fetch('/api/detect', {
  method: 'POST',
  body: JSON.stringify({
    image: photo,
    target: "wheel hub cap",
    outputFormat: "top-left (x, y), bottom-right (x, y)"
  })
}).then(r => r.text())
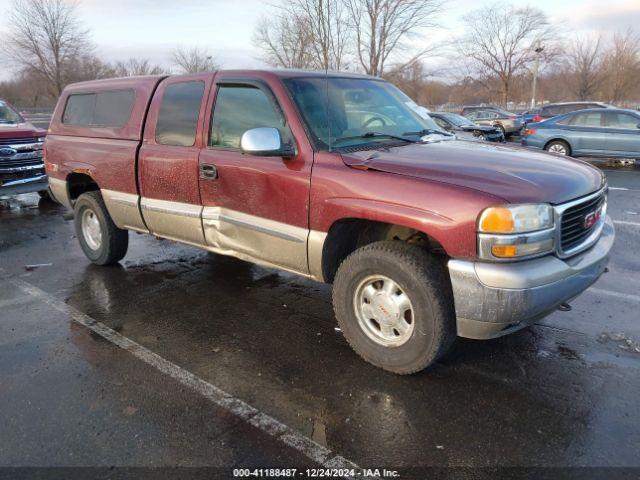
top-left (81, 209), bottom-right (102, 250)
top-left (549, 144), bottom-right (566, 154)
top-left (354, 275), bottom-right (414, 347)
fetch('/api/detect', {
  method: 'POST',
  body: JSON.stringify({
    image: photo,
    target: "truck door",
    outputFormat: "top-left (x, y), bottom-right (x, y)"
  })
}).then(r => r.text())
top-left (138, 74), bottom-right (213, 246)
top-left (197, 75), bottom-right (313, 274)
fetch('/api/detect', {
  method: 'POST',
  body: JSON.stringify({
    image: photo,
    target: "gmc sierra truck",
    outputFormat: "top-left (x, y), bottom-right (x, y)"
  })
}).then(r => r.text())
top-left (0, 99), bottom-right (48, 197)
top-left (45, 70), bottom-right (614, 374)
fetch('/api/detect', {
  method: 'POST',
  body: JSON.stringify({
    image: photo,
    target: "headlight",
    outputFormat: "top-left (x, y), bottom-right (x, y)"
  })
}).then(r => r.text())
top-left (479, 204), bottom-right (553, 234)
top-left (478, 204), bottom-right (555, 260)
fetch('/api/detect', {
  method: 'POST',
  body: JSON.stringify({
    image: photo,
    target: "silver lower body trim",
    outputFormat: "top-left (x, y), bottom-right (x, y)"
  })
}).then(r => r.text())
top-left (140, 197), bottom-right (205, 245)
top-left (48, 177), bottom-right (71, 208)
top-left (202, 206), bottom-right (309, 274)
top-left (449, 216), bottom-right (614, 339)
top-left (102, 189), bottom-right (148, 233)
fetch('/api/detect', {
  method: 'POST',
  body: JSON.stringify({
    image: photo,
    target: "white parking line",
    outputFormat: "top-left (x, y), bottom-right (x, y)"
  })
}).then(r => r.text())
top-left (610, 187), bottom-right (640, 192)
top-left (0, 295), bottom-right (37, 309)
top-left (614, 220), bottom-right (640, 227)
top-left (589, 288), bottom-right (640, 303)
top-left (7, 276), bottom-right (361, 476)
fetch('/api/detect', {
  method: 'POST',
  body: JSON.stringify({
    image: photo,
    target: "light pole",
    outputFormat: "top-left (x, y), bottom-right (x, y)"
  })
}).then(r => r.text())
top-left (531, 42), bottom-right (544, 109)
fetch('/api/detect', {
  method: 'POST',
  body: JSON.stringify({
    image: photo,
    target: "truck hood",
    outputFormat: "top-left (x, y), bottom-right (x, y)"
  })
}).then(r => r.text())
top-left (341, 140), bottom-right (604, 205)
top-left (0, 122), bottom-right (45, 140)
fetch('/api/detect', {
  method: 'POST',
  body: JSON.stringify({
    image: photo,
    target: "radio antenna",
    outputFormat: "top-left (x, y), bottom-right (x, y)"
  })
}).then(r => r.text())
top-left (325, 0), bottom-right (331, 152)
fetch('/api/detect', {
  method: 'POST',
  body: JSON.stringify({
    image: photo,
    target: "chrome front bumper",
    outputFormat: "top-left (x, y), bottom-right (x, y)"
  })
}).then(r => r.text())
top-left (448, 216), bottom-right (615, 339)
top-left (0, 174), bottom-right (48, 196)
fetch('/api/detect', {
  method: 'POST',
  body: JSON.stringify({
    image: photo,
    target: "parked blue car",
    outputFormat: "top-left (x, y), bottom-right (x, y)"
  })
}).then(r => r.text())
top-left (521, 108), bottom-right (640, 158)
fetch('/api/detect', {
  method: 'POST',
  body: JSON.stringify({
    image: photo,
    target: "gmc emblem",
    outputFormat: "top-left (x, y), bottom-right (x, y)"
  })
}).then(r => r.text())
top-left (584, 208), bottom-right (602, 229)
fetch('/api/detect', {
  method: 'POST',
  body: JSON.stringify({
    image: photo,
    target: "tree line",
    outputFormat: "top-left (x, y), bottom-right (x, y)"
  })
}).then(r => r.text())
top-left (0, 0), bottom-right (220, 107)
top-left (1, 0), bottom-right (639, 110)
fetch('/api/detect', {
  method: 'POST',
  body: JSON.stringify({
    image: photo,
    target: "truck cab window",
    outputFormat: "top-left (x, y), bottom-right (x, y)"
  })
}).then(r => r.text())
top-left (156, 81), bottom-right (205, 147)
top-left (210, 85), bottom-right (285, 149)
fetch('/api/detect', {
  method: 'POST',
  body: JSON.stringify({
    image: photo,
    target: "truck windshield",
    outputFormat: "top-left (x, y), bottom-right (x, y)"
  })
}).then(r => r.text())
top-left (283, 77), bottom-right (441, 150)
top-left (0, 101), bottom-right (25, 124)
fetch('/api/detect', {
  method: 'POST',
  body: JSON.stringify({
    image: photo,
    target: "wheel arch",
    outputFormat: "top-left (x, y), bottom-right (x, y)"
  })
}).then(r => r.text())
top-left (66, 171), bottom-right (100, 204)
top-left (318, 217), bottom-right (448, 283)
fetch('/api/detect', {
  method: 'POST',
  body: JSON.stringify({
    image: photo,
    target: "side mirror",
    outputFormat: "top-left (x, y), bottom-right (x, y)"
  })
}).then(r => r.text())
top-left (240, 127), bottom-right (294, 158)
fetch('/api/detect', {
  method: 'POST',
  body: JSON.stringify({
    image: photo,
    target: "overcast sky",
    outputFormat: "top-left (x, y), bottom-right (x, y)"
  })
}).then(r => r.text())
top-left (0, 0), bottom-right (639, 80)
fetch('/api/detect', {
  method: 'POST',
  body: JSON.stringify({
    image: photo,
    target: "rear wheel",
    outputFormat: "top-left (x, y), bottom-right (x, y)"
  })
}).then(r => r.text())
top-left (74, 191), bottom-right (128, 265)
top-left (545, 140), bottom-right (570, 156)
top-left (332, 241), bottom-right (456, 375)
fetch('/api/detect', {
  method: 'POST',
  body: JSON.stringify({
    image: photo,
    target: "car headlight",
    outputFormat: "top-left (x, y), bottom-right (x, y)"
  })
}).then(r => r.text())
top-left (478, 204), bottom-right (555, 260)
top-left (479, 204), bottom-right (553, 234)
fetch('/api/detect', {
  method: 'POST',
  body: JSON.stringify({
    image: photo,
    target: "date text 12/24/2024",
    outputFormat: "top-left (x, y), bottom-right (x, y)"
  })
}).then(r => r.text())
top-left (232, 468), bottom-right (400, 478)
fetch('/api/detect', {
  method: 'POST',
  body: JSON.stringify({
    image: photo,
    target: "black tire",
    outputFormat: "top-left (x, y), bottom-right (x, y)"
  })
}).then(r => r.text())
top-left (544, 140), bottom-right (571, 156)
top-left (495, 124), bottom-right (506, 137)
top-left (332, 241), bottom-right (456, 375)
top-left (74, 191), bottom-right (128, 265)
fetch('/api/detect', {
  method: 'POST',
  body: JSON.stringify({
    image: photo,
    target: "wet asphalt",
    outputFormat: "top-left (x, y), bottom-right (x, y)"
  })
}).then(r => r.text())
top-left (1, 162), bottom-right (639, 478)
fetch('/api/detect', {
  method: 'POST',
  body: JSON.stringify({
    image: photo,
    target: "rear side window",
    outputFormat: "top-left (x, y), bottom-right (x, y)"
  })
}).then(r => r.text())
top-left (555, 115), bottom-right (572, 125)
top-left (571, 112), bottom-right (603, 127)
top-left (62, 90), bottom-right (134, 127)
top-left (155, 81), bottom-right (205, 147)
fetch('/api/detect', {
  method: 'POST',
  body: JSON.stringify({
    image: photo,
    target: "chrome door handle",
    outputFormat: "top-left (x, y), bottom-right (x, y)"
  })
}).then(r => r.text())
top-left (200, 164), bottom-right (218, 180)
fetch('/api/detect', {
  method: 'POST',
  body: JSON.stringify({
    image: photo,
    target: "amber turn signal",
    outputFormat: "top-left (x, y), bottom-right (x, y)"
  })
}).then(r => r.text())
top-left (479, 207), bottom-right (514, 233)
top-left (491, 244), bottom-right (518, 257)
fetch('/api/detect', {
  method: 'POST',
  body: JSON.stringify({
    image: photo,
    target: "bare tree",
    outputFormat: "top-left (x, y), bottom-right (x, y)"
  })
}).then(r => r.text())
top-left (253, 0), bottom-right (349, 71)
top-left (253, 13), bottom-right (314, 68)
top-left (112, 58), bottom-right (168, 77)
top-left (567, 36), bottom-right (603, 100)
top-left (4, 0), bottom-right (92, 96)
top-left (344, 0), bottom-right (441, 77)
top-left (171, 46), bottom-right (220, 73)
top-left (456, 3), bottom-right (555, 105)
top-left (294, 0), bottom-right (349, 70)
top-left (602, 29), bottom-right (640, 103)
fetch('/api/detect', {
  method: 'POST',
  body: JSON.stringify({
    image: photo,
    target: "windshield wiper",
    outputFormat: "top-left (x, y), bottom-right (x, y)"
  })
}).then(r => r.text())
top-left (333, 131), bottom-right (418, 145)
top-left (403, 128), bottom-right (452, 137)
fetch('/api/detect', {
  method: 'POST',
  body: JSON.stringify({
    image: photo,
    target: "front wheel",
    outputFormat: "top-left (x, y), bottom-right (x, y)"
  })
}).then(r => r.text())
top-left (74, 191), bottom-right (128, 265)
top-left (545, 140), bottom-right (570, 156)
top-left (332, 241), bottom-right (456, 374)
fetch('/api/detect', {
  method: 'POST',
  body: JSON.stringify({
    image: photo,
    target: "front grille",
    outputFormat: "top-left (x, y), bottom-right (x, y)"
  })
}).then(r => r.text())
top-left (0, 168), bottom-right (45, 184)
top-left (560, 191), bottom-right (606, 252)
top-left (0, 137), bottom-right (44, 171)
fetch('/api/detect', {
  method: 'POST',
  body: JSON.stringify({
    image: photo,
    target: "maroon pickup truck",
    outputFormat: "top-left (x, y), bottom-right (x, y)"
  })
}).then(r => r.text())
top-left (45, 70), bottom-right (614, 374)
top-left (0, 99), bottom-right (48, 197)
